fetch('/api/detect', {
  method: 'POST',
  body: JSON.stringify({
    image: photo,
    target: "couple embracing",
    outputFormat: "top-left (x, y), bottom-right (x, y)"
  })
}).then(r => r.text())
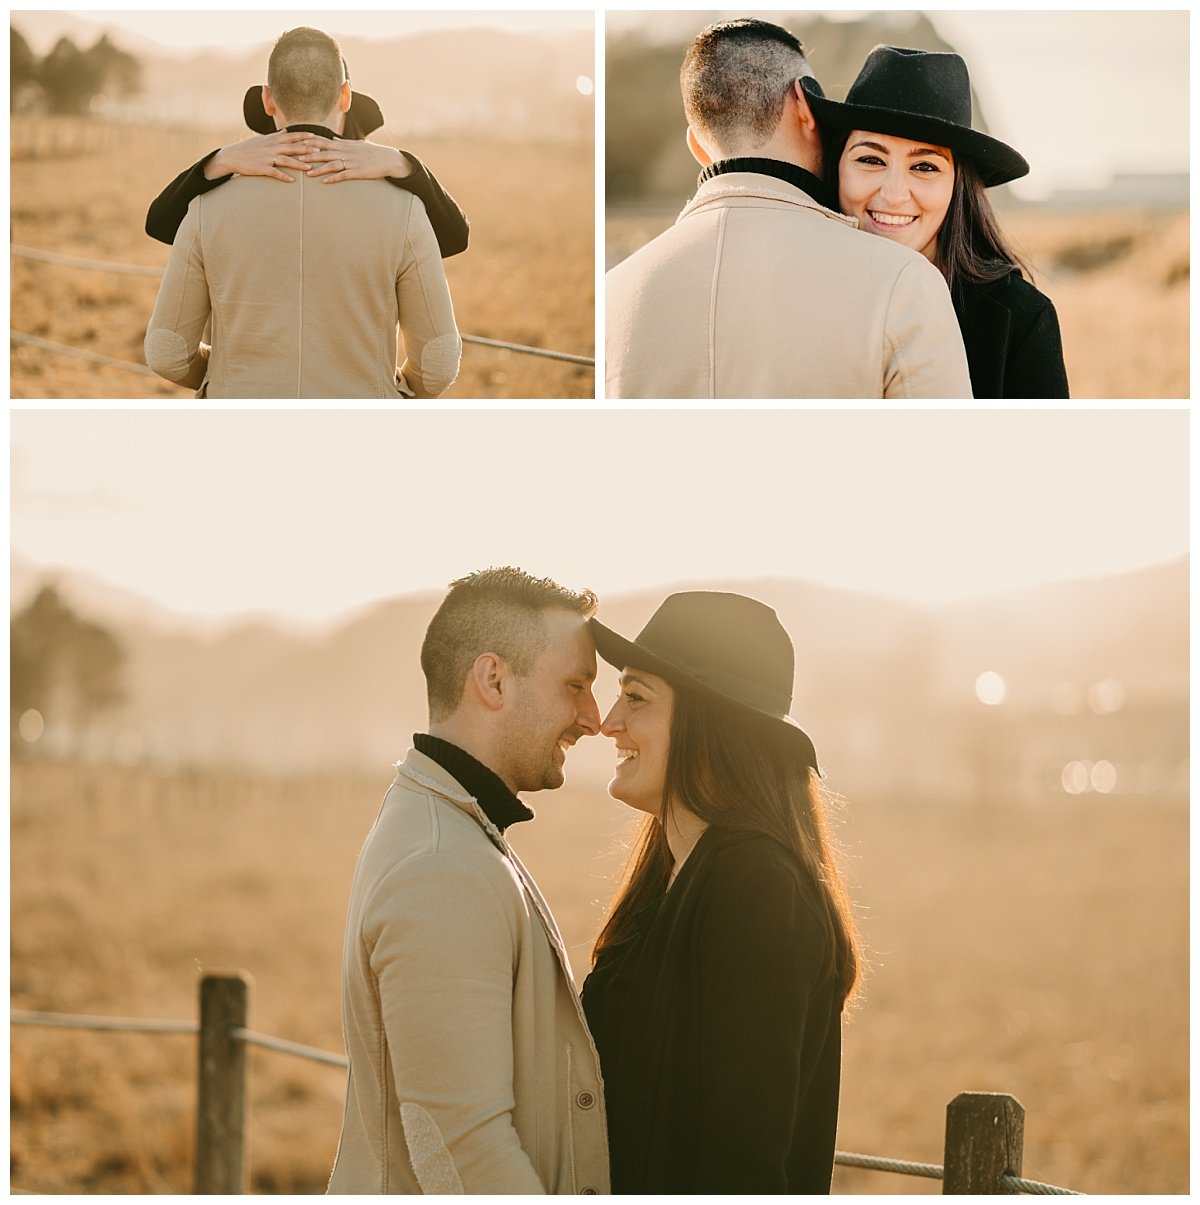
top-left (328, 567), bottom-right (860, 1194)
top-left (607, 19), bottom-right (1069, 399)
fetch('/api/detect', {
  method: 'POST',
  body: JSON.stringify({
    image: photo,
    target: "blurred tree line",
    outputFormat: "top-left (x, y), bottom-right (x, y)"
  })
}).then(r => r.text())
top-left (607, 12), bottom-right (963, 206)
top-left (11, 584), bottom-right (126, 757)
top-left (10, 24), bottom-right (142, 116)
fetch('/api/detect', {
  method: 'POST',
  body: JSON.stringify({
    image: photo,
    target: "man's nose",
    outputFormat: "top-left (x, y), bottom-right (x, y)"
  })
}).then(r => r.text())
top-left (576, 688), bottom-right (601, 736)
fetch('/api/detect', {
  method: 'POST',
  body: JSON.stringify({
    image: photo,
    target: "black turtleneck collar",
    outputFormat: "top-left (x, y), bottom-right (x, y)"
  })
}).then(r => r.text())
top-left (698, 157), bottom-right (833, 210)
top-left (285, 123), bottom-right (340, 139)
top-left (414, 733), bottom-right (534, 833)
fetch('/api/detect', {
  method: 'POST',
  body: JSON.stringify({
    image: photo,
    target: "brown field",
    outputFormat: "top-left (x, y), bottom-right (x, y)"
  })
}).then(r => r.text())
top-left (10, 759), bottom-right (1188, 1194)
top-left (9, 119), bottom-right (595, 400)
top-left (606, 205), bottom-right (1190, 399)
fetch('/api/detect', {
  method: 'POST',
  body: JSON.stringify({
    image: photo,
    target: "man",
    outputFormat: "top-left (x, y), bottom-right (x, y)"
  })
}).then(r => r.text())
top-left (605, 18), bottom-right (972, 399)
top-left (145, 27), bottom-right (460, 399)
top-left (328, 568), bottom-right (609, 1194)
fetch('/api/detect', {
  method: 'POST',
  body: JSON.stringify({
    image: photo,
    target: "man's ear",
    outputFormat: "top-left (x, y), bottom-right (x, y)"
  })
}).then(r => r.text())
top-left (790, 78), bottom-right (819, 136)
top-left (261, 84), bottom-right (279, 117)
top-left (469, 653), bottom-right (509, 712)
top-left (686, 125), bottom-right (712, 168)
top-left (337, 80), bottom-right (352, 113)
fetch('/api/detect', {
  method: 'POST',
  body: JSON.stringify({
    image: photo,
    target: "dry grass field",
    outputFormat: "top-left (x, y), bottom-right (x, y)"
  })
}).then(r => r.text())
top-left (10, 758), bottom-right (1187, 1194)
top-left (605, 205), bottom-right (1189, 399)
top-left (9, 119), bottom-right (594, 400)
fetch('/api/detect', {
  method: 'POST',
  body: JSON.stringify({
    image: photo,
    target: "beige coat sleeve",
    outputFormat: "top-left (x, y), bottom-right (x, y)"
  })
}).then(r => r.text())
top-left (144, 202), bottom-right (211, 391)
top-left (361, 853), bottom-right (546, 1194)
top-left (882, 257), bottom-right (973, 399)
top-left (396, 201), bottom-right (462, 399)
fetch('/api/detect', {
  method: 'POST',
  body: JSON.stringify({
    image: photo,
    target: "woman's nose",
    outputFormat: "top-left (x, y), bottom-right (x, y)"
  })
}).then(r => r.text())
top-left (878, 167), bottom-right (910, 205)
top-left (600, 701), bottom-right (624, 737)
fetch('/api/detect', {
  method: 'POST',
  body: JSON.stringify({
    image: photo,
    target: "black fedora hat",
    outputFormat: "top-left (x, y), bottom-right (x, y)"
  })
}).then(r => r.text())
top-left (590, 591), bottom-right (820, 772)
top-left (243, 57), bottom-right (385, 140)
top-left (801, 45), bottom-right (1028, 187)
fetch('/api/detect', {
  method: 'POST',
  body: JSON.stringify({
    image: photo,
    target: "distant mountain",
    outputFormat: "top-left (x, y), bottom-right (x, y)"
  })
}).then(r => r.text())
top-left (11, 552), bottom-right (191, 635)
top-left (11, 557), bottom-right (1188, 804)
top-left (9, 17), bottom-right (593, 143)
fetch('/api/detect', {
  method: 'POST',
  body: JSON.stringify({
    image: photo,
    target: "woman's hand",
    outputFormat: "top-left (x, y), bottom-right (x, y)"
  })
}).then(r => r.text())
top-left (296, 136), bottom-right (415, 183)
top-left (204, 131), bottom-right (315, 182)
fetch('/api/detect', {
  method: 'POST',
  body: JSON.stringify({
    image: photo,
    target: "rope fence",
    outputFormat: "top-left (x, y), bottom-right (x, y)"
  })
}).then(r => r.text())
top-left (11, 972), bottom-right (1085, 1196)
top-left (10, 243), bottom-right (595, 369)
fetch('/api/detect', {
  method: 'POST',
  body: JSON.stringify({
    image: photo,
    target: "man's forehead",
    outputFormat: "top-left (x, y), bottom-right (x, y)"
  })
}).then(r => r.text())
top-left (540, 609), bottom-right (597, 669)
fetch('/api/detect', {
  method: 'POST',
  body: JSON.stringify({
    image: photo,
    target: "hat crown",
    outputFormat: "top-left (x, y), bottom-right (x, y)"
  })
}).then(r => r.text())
top-left (634, 591), bottom-right (794, 716)
top-left (847, 45), bottom-right (973, 128)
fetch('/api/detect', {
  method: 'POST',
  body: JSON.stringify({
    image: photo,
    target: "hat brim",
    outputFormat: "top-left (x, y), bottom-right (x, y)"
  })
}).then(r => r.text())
top-left (242, 86), bottom-right (384, 139)
top-left (590, 618), bottom-right (820, 773)
top-left (802, 78), bottom-right (1028, 188)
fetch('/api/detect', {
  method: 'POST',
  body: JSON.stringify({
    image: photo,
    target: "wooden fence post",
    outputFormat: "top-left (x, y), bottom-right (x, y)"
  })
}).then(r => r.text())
top-left (942, 1092), bottom-right (1024, 1193)
top-left (195, 972), bottom-right (250, 1193)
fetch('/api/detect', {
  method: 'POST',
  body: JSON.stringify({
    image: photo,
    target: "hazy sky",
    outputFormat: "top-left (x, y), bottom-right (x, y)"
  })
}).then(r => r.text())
top-left (19, 8), bottom-right (594, 53)
top-left (10, 410), bottom-right (1189, 627)
top-left (606, 9), bottom-right (1189, 199)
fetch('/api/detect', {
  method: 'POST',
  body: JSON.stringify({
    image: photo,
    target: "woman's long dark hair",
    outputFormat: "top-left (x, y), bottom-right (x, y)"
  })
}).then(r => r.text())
top-left (592, 680), bottom-right (862, 1007)
top-left (823, 127), bottom-right (1031, 303)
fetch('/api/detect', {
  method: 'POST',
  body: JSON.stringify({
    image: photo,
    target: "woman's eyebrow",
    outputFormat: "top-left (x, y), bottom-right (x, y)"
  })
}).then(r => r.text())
top-left (619, 671), bottom-right (655, 691)
top-left (908, 145), bottom-right (951, 161)
top-left (849, 139), bottom-right (889, 154)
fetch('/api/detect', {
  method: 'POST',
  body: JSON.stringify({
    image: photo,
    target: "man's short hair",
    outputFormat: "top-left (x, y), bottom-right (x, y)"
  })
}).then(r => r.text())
top-left (267, 27), bottom-right (346, 123)
top-left (681, 18), bottom-right (813, 149)
top-left (421, 567), bottom-right (599, 721)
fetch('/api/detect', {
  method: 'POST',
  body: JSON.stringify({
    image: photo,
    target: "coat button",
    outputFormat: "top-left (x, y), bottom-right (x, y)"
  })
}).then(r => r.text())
top-left (576, 1090), bottom-right (596, 1109)
top-left (581, 1188), bottom-right (597, 1195)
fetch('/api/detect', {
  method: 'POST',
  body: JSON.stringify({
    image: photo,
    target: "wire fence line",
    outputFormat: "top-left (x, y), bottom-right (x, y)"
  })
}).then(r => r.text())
top-left (11, 1008), bottom-right (197, 1035)
top-left (231, 1026), bottom-right (349, 1070)
top-left (833, 1150), bottom-right (943, 1179)
top-left (12, 998), bottom-right (1084, 1196)
top-left (10, 330), bottom-right (162, 377)
top-left (10, 243), bottom-right (595, 367)
top-left (1004, 1174), bottom-right (1084, 1196)
top-left (831, 1151), bottom-right (1080, 1195)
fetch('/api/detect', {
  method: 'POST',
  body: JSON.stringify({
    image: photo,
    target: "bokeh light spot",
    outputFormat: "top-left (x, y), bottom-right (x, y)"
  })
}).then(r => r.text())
top-left (1061, 761), bottom-right (1089, 795)
top-left (975, 670), bottom-right (1006, 705)
top-left (18, 708), bottom-right (44, 743)
top-left (1088, 678), bottom-right (1125, 714)
top-left (1091, 760), bottom-right (1117, 794)
top-left (575, 75), bottom-right (594, 96)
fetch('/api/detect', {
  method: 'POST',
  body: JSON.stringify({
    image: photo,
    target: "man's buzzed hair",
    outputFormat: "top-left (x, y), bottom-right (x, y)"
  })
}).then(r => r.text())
top-left (681, 18), bottom-right (814, 149)
top-left (421, 567), bottom-right (598, 721)
top-left (267, 27), bottom-right (346, 123)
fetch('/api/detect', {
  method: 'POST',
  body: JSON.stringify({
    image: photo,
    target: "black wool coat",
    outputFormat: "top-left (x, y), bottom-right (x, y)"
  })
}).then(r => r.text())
top-left (956, 271), bottom-right (1070, 399)
top-left (581, 826), bottom-right (843, 1195)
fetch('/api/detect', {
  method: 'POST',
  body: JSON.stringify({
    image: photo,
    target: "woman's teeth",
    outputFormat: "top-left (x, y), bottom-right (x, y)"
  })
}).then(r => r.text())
top-left (869, 211), bottom-right (917, 227)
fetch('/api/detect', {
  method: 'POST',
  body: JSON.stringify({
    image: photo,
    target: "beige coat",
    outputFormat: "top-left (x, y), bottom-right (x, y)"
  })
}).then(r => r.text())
top-left (605, 172), bottom-right (972, 399)
top-left (328, 749), bottom-right (609, 1194)
top-left (145, 174), bottom-right (460, 399)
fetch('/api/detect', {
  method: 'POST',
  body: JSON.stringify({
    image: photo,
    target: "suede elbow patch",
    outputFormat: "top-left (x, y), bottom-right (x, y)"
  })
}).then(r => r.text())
top-left (400, 1102), bottom-right (464, 1194)
top-left (144, 328), bottom-right (191, 380)
top-left (420, 334), bottom-right (462, 390)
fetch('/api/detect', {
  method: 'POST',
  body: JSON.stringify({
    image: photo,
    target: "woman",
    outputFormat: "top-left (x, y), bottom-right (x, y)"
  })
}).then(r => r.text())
top-left (581, 591), bottom-right (861, 1194)
top-left (145, 74), bottom-right (468, 257)
top-left (803, 46), bottom-right (1069, 398)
